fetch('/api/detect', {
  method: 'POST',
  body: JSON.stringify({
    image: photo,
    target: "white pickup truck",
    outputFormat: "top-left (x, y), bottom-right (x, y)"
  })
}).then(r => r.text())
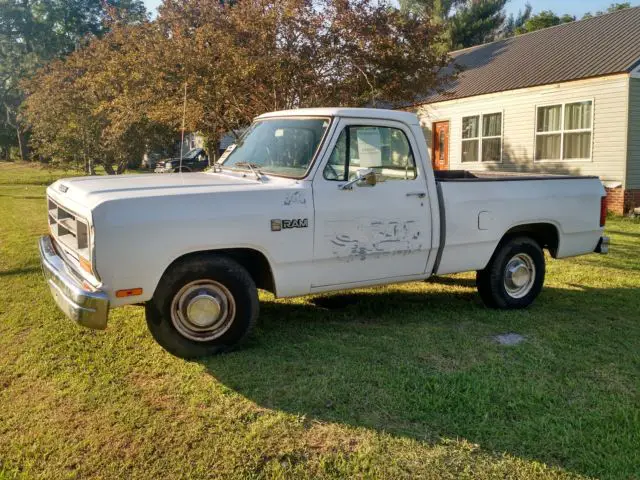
top-left (39, 108), bottom-right (609, 358)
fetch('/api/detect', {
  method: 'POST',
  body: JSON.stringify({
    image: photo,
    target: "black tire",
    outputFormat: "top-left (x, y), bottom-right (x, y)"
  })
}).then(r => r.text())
top-left (174, 167), bottom-right (191, 173)
top-left (476, 236), bottom-right (545, 309)
top-left (146, 255), bottom-right (259, 359)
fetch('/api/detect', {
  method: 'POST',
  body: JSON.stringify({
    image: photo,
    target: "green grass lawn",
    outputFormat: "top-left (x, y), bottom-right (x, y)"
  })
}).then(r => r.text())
top-left (1, 161), bottom-right (639, 479)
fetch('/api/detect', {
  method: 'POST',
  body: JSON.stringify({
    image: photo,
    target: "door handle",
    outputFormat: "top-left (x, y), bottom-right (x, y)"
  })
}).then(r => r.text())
top-left (406, 192), bottom-right (426, 198)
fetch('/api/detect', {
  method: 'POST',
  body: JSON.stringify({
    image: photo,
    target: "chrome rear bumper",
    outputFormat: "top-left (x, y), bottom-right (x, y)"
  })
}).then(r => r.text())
top-left (594, 235), bottom-right (610, 254)
top-left (39, 235), bottom-right (109, 330)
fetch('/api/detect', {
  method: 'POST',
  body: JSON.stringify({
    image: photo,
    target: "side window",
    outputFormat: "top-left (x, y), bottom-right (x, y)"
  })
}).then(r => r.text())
top-left (323, 126), bottom-right (417, 181)
top-left (324, 129), bottom-right (348, 181)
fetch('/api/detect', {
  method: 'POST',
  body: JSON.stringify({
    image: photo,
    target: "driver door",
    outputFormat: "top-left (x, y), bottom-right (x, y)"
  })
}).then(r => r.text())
top-left (311, 119), bottom-right (433, 288)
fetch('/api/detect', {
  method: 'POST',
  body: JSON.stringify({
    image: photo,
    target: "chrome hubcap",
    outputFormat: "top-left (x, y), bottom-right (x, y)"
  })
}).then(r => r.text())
top-left (186, 294), bottom-right (222, 328)
top-left (504, 253), bottom-right (536, 299)
top-left (170, 280), bottom-right (236, 342)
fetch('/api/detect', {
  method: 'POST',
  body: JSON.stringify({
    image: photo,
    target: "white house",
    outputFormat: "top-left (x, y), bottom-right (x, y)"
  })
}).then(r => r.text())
top-left (408, 6), bottom-right (640, 214)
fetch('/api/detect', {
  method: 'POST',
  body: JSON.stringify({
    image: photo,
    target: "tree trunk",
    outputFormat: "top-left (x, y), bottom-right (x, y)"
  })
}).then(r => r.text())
top-left (16, 127), bottom-right (29, 161)
top-left (102, 162), bottom-right (116, 175)
top-left (116, 160), bottom-right (127, 175)
top-left (83, 152), bottom-right (96, 175)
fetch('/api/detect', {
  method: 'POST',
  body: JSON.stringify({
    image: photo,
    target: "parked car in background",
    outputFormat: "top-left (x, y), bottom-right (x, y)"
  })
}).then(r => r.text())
top-left (154, 148), bottom-right (209, 173)
top-left (141, 152), bottom-right (164, 170)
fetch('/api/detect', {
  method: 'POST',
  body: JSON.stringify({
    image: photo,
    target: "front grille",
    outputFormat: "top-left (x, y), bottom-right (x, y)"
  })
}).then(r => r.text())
top-left (48, 197), bottom-right (89, 260)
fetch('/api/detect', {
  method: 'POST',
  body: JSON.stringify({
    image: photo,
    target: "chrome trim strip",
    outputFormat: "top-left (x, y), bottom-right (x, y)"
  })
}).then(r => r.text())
top-left (432, 181), bottom-right (447, 274)
top-left (39, 235), bottom-right (109, 330)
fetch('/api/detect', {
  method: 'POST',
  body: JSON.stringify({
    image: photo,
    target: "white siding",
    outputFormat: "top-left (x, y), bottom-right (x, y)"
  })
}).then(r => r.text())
top-left (627, 78), bottom-right (640, 189)
top-left (413, 74), bottom-right (629, 184)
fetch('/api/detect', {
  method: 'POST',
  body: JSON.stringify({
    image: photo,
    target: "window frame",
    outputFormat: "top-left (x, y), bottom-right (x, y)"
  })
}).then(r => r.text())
top-left (460, 111), bottom-right (503, 164)
top-left (322, 124), bottom-right (419, 182)
top-left (534, 99), bottom-right (594, 162)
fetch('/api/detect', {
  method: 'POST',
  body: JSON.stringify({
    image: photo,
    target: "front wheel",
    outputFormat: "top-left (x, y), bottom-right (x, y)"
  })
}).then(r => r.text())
top-left (476, 236), bottom-right (545, 309)
top-left (146, 255), bottom-right (259, 358)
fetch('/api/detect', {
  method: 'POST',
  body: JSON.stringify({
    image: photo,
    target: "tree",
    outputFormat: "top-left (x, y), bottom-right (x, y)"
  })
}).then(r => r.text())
top-left (22, 23), bottom-right (174, 174)
top-left (153, 0), bottom-right (455, 122)
top-left (23, 0), bottom-right (454, 173)
top-left (399, 0), bottom-right (459, 20)
top-left (515, 10), bottom-right (575, 35)
top-left (512, 3), bottom-right (630, 36)
top-left (0, 120), bottom-right (17, 160)
top-left (148, 0), bottom-right (454, 128)
top-left (583, 2), bottom-right (631, 18)
top-left (502, 2), bottom-right (532, 38)
top-left (399, 0), bottom-right (508, 49)
top-left (0, 0), bottom-right (147, 161)
top-left (448, 1), bottom-right (508, 50)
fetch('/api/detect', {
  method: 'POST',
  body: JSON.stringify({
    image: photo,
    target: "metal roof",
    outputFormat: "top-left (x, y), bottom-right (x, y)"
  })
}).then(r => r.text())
top-left (418, 6), bottom-right (640, 105)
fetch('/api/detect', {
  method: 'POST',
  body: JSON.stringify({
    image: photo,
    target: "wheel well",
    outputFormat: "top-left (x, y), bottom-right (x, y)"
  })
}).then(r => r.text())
top-left (502, 223), bottom-right (560, 257)
top-left (162, 248), bottom-right (276, 294)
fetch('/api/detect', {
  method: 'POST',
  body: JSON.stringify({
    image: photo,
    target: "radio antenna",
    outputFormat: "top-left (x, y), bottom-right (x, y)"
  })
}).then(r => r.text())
top-left (179, 81), bottom-right (187, 173)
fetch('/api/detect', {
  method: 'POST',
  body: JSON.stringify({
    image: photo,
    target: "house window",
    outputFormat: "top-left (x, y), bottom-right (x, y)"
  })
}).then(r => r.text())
top-left (535, 100), bottom-right (592, 161)
top-left (482, 113), bottom-right (502, 162)
top-left (461, 113), bottom-right (502, 163)
top-left (461, 116), bottom-right (479, 162)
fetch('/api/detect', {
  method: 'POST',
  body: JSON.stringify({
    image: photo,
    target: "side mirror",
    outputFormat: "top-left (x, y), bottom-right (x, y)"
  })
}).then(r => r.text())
top-left (339, 168), bottom-right (377, 190)
top-left (360, 169), bottom-right (377, 186)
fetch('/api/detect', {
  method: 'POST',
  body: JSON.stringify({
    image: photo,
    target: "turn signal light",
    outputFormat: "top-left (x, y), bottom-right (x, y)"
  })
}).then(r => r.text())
top-left (600, 196), bottom-right (607, 227)
top-left (116, 288), bottom-right (143, 298)
top-left (79, 256), bottom-right (93, 274)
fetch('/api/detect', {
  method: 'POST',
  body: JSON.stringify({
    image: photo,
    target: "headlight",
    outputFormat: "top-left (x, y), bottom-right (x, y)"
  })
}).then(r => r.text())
top-left (164, 162), bottom-right (173, 169)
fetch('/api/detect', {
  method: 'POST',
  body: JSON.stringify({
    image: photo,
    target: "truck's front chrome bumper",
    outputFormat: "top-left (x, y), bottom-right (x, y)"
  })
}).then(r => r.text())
top-left (594, 235), bottom-right (610, 254)
top-left (39, 235), bottom-right (109, 330)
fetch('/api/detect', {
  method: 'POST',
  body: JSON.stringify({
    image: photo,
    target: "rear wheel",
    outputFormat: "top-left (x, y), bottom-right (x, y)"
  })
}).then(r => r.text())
top-left (476, 236), bottom-right (545, 309)
top-left (146, 255), bottom-right (259, 358)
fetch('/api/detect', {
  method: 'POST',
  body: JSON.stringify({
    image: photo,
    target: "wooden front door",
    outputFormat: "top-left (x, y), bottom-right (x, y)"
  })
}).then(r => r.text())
top-left (432, 121), bottom-right (449, 171)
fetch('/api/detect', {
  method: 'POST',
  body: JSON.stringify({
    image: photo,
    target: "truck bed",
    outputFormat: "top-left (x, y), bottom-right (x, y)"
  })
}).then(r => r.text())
top-left (433, 172), bottom-right (605, 275)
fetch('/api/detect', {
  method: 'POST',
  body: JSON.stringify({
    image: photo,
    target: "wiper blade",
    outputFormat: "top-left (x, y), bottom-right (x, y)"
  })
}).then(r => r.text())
top-left (234, 162), bottom-right (264, 181)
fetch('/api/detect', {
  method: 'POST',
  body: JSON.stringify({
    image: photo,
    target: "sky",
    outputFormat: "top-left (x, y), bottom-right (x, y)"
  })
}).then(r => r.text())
top-left (143, 0), bottom-right (161, 16)
top-left (504, 0), bottom-right (638, 17)
top-left (142, 0), bottom-right (638, 19)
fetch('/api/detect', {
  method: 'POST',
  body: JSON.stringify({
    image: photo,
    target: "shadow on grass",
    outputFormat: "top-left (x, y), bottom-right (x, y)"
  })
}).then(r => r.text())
top-left (606, 229), bottom-right (640, 239)
top-left (200, 282), bottom-right (640, 478)
top-left (425, 275), bottom-right (477, 288)
top-left (0, 193), bottom-right (45, 200)
top-left (0, 266), bottom-right (41, 278)
top-left (570, 243), bottom-right (640, 272)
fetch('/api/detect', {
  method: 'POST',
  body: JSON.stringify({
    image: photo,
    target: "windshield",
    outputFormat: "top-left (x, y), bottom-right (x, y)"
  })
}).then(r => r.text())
top-left (222, 117), bottom-right (330, 178)
top-left (184, 148), bottom-right (201, 160)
